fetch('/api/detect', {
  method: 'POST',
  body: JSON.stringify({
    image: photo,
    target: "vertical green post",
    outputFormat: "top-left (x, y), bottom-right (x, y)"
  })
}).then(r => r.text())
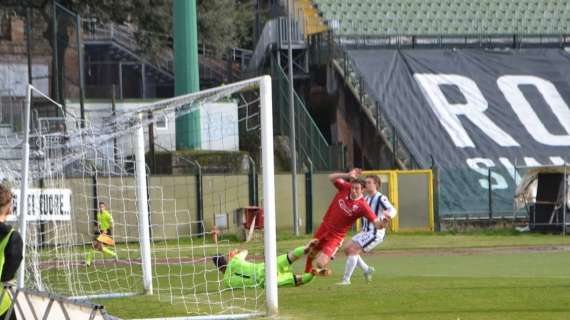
top-left (174, 0), bottom-right (201, 150)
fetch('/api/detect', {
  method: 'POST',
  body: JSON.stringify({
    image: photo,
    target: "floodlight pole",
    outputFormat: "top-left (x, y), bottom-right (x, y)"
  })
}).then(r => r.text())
top-left (76, 12), bottom-right (86, 128)
top-left (287, 0), bottom-right (300, 236)
top-left (51, 0), bottom-right (60, 107)
top-left (26, 7), bottom-right (33, 86)
top-left (54, 3), bottom-right (86, 125)
top-left (173, 0), bottom-right (200, 149)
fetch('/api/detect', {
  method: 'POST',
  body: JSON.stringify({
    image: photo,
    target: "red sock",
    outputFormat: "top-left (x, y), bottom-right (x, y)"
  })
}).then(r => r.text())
top-left (304, 256), bottom-right (313, 273)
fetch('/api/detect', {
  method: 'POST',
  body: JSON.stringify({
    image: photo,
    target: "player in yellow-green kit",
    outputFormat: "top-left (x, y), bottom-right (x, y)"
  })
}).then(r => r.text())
top-left (212, 239), bottom-right (320, 288)
top-left (86, 201), bottom-right (117, 266)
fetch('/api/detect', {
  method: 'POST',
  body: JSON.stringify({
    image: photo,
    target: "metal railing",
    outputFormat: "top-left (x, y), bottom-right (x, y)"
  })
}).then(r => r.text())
top-left (82, 20), bottom-right (174, 73)
top-left (327, 29), bottom-right (570, 50)
top-left (249, 17), bottom-right (306, 71)
top-left (277, 16), bottom-right (305, 46)
top-left (230, 47), bottom-right (253, 70)
top-left (271, 60), bottom-right (342, 170)
top-left (2, 284), bottom-right (118, 320)
top-left (83, 20), bottom-right (253, 87)
top-left (83, 21), bottom-right (138, 50)
top-left (249, 19), bottom-right (279, 71)
top-left (83, 19), bottom-right (253, 70)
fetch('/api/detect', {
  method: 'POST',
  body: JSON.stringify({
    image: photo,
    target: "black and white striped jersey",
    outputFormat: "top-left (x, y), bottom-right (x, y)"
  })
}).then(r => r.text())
top-left (361, 192), bottom-right (397, 233)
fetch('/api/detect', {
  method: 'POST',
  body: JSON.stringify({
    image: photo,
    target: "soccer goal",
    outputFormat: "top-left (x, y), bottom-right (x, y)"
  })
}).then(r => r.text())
top-left (6, 76), bottom-right (278, 319)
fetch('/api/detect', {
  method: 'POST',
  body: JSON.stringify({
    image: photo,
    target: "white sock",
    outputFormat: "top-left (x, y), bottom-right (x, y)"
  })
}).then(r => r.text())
top-left (342, 255), bottom-right (358, 282)
top-left (357, 255), bottom-right (369, 273)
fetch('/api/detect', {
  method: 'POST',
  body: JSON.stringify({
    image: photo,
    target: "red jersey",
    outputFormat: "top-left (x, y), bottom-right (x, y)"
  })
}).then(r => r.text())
top-left (318, 179), bottom-right (377, 237)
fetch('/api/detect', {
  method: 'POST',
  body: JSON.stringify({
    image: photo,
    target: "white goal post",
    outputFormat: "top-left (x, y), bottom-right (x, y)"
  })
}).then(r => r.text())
top-left (9, 76), bottom-right (278, 318)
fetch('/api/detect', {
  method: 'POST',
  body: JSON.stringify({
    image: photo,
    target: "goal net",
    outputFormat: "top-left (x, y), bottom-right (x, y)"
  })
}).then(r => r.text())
top-left (2, 77), bottom-right (277, 319)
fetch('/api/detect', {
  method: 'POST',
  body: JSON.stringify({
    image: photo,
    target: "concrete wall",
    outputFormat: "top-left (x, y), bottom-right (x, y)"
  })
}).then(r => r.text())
top-left (311, 173), bottom-right (337, 230)
top-left (31, 171), bottom-right (434, 245)
top-left (48, 173), bottom-right (340, 244)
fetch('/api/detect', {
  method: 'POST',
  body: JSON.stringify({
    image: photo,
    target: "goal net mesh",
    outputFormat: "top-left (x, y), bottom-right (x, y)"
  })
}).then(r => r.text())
top-left (1, 78), bottom-right (274, 318)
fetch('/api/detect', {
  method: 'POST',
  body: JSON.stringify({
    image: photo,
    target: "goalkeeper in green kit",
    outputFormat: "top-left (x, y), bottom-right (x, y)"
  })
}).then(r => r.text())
top-left (212, 239), bottom-right (319, 288)
top-left (85, 201), bottom-right (117, 266)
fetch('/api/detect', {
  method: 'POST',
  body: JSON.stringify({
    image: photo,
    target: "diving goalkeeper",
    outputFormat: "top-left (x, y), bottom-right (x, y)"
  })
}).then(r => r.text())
top-left (212, 239), bottom-right (319, 288)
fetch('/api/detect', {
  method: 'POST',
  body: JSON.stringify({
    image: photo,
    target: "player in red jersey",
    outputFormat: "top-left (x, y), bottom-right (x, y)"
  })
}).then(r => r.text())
top-left (305, 169), bottom-right (388, 275)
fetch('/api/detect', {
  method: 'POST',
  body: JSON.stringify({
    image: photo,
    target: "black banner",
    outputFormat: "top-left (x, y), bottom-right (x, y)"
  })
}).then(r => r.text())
top-left (347, 49), bottom-right (570, 216)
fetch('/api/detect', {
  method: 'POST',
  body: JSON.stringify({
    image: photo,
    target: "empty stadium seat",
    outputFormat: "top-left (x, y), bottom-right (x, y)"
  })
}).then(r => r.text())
top-left (312, 0), bottom-right (570, 36)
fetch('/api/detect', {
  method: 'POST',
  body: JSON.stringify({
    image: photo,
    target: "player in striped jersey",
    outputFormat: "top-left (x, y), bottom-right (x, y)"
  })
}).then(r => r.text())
top-left (337, 175), bottom-right (397, 285)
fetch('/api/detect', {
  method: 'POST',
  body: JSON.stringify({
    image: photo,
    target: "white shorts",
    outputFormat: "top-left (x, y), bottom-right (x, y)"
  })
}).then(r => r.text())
top-left (352, 229), bottom-right (385, 253)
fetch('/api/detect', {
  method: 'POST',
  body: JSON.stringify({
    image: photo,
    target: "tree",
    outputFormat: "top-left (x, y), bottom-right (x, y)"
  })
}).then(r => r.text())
top-left (197, 0), bottom-right (254, 56)
top-left (2, 0), bottom-right (254, 101)
top-left (2, 0), bottom-right (170, 102)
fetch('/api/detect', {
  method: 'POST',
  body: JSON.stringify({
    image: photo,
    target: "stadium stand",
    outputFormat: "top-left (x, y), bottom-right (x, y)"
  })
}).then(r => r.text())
top-left (296, 0), bottom-right (328, 35)
top-left (313, 0), bottom-right (570, 36)
top-left (303, 0), bottom-right (570, 219)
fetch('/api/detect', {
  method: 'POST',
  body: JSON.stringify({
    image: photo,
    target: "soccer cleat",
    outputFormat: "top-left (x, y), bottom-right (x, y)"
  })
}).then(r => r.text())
top-left (336, 280), bottom-right (351, 286)
top-left (364, 266), bottom-right (375, 283)
top-left (313, 268), bottom-right (332, 277)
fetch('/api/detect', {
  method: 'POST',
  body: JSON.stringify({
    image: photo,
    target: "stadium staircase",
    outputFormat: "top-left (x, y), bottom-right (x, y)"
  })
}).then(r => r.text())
top-left (247, 2), bottom-right (344, 171)
top-left (271, 60), bottom-right (344, 170)
top-left (249, 0), bottom-right (334, 73)
top-left (248, 16), bottom-right (307, 74)
top-left (83, 22), bottom-right (250, 93)
top-left (82, 22), bottom-right (174, 95)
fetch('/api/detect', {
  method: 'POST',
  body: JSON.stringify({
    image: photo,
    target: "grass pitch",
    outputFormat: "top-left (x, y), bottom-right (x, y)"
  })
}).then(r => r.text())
top-left (96, 232), bottom-right (570, 319)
